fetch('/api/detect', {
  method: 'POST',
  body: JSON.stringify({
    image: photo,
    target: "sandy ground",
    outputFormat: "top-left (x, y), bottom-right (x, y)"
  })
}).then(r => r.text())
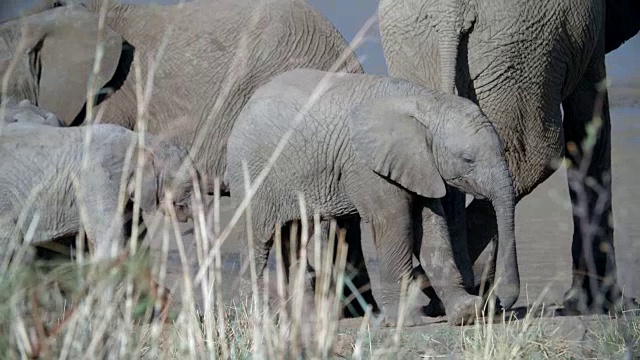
top-left (144, 105), bottom-right (640, 316)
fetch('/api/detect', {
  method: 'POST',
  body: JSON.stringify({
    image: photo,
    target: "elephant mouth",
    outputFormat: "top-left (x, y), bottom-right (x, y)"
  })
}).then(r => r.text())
top-left (447, 178), bottom-right (487, 200)
top-left (473, 193), bottom-right (488, 200)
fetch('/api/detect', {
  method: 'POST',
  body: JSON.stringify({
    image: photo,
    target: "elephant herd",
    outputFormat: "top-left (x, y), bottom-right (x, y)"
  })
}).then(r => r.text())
top-left (0, 0), bottom-right (638, 326)
top-left (0, 97), bottom-right (197, 261)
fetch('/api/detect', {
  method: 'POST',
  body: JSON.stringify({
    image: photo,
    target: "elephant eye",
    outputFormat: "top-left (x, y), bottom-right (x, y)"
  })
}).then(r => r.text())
top-left (461, 153), bottom-right (475, 164)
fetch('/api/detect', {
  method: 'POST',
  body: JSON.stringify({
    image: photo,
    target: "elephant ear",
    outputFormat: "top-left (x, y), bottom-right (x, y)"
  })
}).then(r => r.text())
top-left (348, 96), bottom-right (446, 199)
top-left (605, 0), bottom-right (640, 53)
top-left (27, 7), bottom-right (122, 124)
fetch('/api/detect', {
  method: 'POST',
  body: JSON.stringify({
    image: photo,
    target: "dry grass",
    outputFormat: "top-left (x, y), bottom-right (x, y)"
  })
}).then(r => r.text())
top-left (459, 308), bottom-right (640, 359)
top-left (1, 1), bottom-right (639, 359)
top-left (2, 249), bottom-right (638, 360)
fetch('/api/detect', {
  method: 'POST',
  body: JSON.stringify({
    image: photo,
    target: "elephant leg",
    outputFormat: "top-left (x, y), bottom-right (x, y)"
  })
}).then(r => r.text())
top-left (419, 187), bottom-right (475, 317)
top-left (418, 199), bottom-right (483, 326)
top-left (278, 222), bottom-right (296, 283)
top-left (560, 48), bottom-right (630, 315)
top-left (363, 195), bottom-right (423, 327)
top-left (293, 217), bottom-right (378, 317)
top-left (415, 198), bottom-right (503, 312)
top-left (78, 198), bottom-right (126, 261)
top-left (83, 207), bottom-right (127, 261)
top-left (411, 202), bottom-right (443, 316)
top-left (331, 216), bottom-right (379, 318)
top-left (278, 221), bottom-right (316, 299)
top-left (441, 187), bottom-right (474, 290)
top-left (238, 221), bottom-right (274, 305)
top-left (72, 164), bottom-right (128, 260)
top-left (122, 201), bottom-right (148, 245)
top-left (307, 220), bottom-right (331, 291)
top-left (76, 189), bottom-right (128, 308)
top-left (0, 217), bottom-right (20, 267)
top-left (464, 199), bottom-right (499, 296)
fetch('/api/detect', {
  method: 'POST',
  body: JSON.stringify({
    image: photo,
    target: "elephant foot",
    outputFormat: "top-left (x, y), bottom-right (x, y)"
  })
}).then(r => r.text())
top-left (562, 285), bottom-right (591, 315)
top-left (375, 279), bottom-right (428, 327)
top-left (374, 302), bottom-right (427, 328)
top-left (444, 294), bottom-right (483, 326)
top-left (422, 292), bottom-right (496, 325)
top-left (563, 284), bottom-right (638, 316)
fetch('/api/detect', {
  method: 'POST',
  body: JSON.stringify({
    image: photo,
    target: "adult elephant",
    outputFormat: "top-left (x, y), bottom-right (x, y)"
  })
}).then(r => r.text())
top-left (0, 0), bottom-right (363, 194)
top-left (378, 0), bottom-right (640, 314)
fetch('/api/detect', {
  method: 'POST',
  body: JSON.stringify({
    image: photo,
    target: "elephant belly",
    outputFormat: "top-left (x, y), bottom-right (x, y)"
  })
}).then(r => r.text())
top-left (265, 170), bottom-right (359, 225)
top-left (8, 179), bottom-right (82, 246)
top-left (311, 188), bottom-right (359, 221)
top-left (19, 205), bottom-right (81, 246)
top-left (0, 204), bottom-right (80, 250)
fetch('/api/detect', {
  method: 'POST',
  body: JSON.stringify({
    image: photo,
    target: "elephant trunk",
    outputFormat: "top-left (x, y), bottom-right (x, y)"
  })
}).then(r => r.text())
top-left (438, 32), bottom-right (460, 94)
top-left (490, 166), bottom-right (520, 310)
top-left (435, 0), bottom-right (473, 95)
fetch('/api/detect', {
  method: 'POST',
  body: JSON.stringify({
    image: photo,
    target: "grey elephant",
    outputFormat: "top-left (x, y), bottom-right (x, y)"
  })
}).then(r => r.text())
top-left (0, 123), bottom-right (198, 263)
top-left (378, 0), bottom-right (640, 314)
top-left (226, 69), bottom-right (519, 326)
top-left (0, 98), bottom-right (63, 127)
top-left (0, 0), bottom-right (362, 194)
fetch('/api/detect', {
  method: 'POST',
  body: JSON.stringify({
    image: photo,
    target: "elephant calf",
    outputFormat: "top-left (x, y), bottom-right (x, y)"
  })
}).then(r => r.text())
top-left (1, 98), bottom-right (63, 127)
top-left (0, 122), bottom-right (198, 263)
top-left (226, 69), bottom-right (520, 326)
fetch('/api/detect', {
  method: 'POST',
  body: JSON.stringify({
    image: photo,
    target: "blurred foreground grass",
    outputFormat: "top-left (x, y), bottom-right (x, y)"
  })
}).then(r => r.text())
top-left (1, 246), bottom-right (638, 360)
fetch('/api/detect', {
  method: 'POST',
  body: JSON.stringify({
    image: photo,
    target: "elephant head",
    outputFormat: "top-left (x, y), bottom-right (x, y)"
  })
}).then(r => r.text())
top-left (0, 5), bottom-right (122, 125)
top-left (0, 98), bottom-right (63, 126)
top-left (127, 137), bottom-right (199, 223)
top-left (348, 93), bottom-right (520, 309)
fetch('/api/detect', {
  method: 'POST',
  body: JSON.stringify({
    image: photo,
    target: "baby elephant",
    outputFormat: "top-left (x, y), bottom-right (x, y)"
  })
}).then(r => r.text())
top-left (1, 98), bottom-right (63, 127)
top-left (0, 123), bottom-right (198, 263)
top-left (227, 69), bottom-right (520, 326)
